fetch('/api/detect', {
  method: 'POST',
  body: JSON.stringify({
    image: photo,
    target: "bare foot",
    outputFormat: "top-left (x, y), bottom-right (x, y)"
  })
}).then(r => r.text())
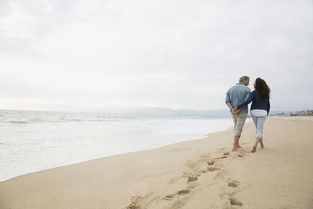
top-left (251, 146), bottom-right (256, 153)
top-left (260, 139), bottom-right (264, 148)
top-left (237, 144), bottom-right (242, 149)
top-left (232, 146), bottom-right (238, 152)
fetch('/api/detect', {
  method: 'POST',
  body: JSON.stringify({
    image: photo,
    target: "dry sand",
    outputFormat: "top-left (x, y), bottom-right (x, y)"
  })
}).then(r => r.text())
top-left (0, 116), bottom-right (313, 209)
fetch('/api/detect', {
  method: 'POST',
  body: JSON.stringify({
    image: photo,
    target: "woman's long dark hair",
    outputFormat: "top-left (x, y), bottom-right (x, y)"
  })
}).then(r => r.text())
top-left (255, 78), bottom-right (270, 99)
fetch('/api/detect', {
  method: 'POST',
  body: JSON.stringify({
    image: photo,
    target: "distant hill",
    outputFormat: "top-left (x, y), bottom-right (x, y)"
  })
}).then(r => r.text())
top-left (0, 107), bottom-right (300, 117)
top-left (101, 107), bottom-right (231, 117)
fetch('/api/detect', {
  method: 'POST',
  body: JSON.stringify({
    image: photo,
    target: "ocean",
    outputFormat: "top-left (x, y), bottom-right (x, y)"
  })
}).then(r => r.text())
top-left (0, 110), bottom-right (234, 182)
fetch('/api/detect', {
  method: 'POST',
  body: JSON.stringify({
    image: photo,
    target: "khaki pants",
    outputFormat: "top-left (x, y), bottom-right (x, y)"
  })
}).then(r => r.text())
top-left (232, 113), bottom-right (248, 136)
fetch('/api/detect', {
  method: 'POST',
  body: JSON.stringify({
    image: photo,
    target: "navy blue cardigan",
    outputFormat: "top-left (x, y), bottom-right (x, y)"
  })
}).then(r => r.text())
top-left (237, 90), bottom-right (270, 114)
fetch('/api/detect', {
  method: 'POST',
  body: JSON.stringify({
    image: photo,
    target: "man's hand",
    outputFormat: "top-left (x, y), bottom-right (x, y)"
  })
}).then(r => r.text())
top-left (232, 107), bottom-right (240, 114)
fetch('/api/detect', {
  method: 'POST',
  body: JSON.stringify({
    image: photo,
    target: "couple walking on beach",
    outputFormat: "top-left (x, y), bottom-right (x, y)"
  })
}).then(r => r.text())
top-left (225, 76), bottom-right (271, 153)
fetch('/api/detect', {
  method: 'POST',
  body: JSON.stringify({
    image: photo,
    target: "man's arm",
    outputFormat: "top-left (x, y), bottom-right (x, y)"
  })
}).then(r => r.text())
top-left (225, 90), bottom-right (233, 111)
top-left (226, 102), bottom-right (233, 110)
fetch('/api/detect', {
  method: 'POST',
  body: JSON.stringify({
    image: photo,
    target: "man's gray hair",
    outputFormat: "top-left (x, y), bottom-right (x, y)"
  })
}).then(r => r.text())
top-left (239, 76), bottom-right (249, 83)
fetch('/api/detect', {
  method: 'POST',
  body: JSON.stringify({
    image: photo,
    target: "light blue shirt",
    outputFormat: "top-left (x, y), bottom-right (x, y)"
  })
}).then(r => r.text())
top-left (225, 83), bottom-right (251, 114)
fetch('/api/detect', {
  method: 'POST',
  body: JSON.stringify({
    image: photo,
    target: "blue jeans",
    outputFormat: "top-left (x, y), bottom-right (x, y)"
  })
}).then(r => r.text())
top-left (251, 116), bottom-right (266, 139)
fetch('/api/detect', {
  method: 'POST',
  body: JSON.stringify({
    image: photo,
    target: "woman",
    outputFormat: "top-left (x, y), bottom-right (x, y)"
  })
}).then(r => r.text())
top-left (233, 77), bottom-right (271, 153)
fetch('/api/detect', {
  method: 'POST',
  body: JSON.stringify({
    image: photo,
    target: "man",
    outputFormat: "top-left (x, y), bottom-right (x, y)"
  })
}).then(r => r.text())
top-left (225, 76), bottom-right (251, 151)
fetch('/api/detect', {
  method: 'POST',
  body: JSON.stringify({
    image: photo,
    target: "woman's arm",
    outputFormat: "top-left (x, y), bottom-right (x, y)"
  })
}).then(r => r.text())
top-left (236, 91), bottom-right (255, 109)
top-left (267, 99), bottom-right (271, 115)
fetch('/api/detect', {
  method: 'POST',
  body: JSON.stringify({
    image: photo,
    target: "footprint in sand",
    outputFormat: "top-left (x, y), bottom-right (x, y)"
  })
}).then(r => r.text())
top-left (227, 179), bottom-right (240, 188)
top-left (215, 152), bottom-right (230, 160)
top-left (238, 153), bottom-right (245, 158)
top-left (187, 176), bottom-right (198, 183)
top-left (127, 196), bottom-right (142, 209)
top-left (207, 166), bottom-right (220, 172)
top-left (229, 197), bottom-right (243, 206)
top-left (237, 150), bottom-right (247, 158)
top-left (164, 194), bottom-right (175, 200)
top-left (164, 188), bottom-right (191, 200)
top-left (177, 189), bottom-right (191, 195)
top-left (207, 159), bottom-right (215, 166)
top-left (223, 178), bottom-right (242, 207)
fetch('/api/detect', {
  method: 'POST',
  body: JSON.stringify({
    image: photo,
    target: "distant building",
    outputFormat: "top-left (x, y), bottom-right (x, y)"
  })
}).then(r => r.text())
top-left (290, 110), bottom-right (313, 116)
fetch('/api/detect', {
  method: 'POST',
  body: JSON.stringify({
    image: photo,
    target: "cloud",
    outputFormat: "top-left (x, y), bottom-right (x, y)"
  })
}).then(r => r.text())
top-left (0, 0), bottom-right (313, 111)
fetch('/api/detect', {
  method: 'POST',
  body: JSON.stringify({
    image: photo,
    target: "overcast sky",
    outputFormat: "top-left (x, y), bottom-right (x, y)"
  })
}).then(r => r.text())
top-left (0, 0), bottom-right (312, 111)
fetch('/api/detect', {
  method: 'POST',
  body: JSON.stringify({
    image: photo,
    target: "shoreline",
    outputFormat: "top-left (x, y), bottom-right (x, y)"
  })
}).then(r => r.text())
top-left (0, 125), bottom-right (234, 183)
top-left (1, 116), bottom-right (313, 209)
top-left (0, 118), bottom-right (235, 183)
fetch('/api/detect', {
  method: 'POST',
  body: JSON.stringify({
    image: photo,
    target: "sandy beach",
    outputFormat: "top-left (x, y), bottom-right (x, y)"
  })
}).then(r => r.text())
top-left (1, 116), bottom-right (313, 209)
